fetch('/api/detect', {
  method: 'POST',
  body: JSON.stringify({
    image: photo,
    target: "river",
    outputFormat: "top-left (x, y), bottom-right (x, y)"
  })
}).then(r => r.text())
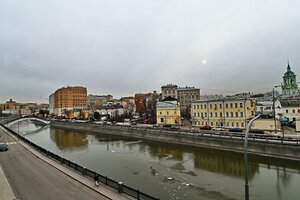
top-left (8, 120), bottom-right (300, 200)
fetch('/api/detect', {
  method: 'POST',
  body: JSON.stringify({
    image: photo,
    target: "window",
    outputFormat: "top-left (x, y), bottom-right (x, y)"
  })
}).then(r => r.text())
top-left (240, 112), bottom-right (243, 117)
top-left (160, 112), bottom-right (162, 115)
top-left (210, 104), bottom-right (212, 109)
top-left (226, 103), bottom-right (228, 108)
top-left (214, 104), bottom-right (217, 109)
top-left (232, 122), bottom-right (234, 126)
top-left (161, 118), bottom-right (164, 122)
top-left (194, 113), bottom-right (196, 117)
top-left (216, 122), bottom-right (218, 126)
top-left (230, 103), bottom-right (233, 108)
top-left (298, 109), bottom-right (300, 113)
top-left (251, 111), bottom-right (254, 116)
top-left (204, 104), bottom-right (207, 109)
top-left (226, 112), bottom-right (229, 117)
top-left (235, 103), bottom-right (238, 108)
top-left (193, 105), bottom-right (196, 109)
top-left (215, 112), bottom-right (217, 117)
top-left (241, 122), bottom-right (244, 127)
top-left (197, 105), bottom-right (199, 109)
top-left (220, 112), bottom-right (223, 117)
top-left (293, 109), bottom-right (295, 113)
top-left (211, 122), bottom-right (213, 126)
top-left (197, 113), bottom-right (200, 117)
top-left (231, 112), bottom-right (234, 117)
top-left (220, 104), bottom-right (222, 109)
top-left (201, 113), bottom-right (204, 117)
top-left (202, 121), bottom-right (204, 125)
top-left (235, 112), bottom-right (238, 117)
top-left (286, 109), bottom-right (288, 113)
top-left (200, 104), bottom-right (203, 109)
top-left (236, 122), bottom-right (239, 127)
top-left (167, 112), bottom-right (169, 115)
top-left (205, 113), bottom-right (207, 117)
top-left (240, 103), bottom-right (243, 108)
top-left (210, 112), bottom-right (213, 117)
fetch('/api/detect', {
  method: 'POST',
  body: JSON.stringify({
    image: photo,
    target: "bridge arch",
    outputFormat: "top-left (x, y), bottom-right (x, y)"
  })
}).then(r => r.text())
top-left (6, 117), bottom-right (51, 126)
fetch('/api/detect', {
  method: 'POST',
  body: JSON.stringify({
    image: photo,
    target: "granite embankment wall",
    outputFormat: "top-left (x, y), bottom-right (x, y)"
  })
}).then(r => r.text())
top-left (51, 121), bottom-right (300, 161)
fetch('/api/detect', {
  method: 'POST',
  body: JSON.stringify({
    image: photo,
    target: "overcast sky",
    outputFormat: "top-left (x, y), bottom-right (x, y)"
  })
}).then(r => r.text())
top-left (1, 0), bottom-right (300, 103)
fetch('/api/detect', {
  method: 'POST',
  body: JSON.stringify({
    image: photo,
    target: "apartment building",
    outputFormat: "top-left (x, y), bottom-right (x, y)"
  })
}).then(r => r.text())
top-left (53, 86), bottom-right (87, 116)
top-left (191, 98), bottom-right (256, 129)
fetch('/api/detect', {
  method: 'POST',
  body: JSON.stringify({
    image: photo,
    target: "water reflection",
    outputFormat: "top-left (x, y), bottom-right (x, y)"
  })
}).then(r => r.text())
top-left (194, 151), bottom-right (259, 179)
top-left (49, 128), bottom-right (88, 151)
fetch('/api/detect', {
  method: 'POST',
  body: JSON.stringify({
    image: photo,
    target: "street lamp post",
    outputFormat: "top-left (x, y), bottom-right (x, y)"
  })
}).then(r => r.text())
top-left (244, 115), bottom-right (260, 200)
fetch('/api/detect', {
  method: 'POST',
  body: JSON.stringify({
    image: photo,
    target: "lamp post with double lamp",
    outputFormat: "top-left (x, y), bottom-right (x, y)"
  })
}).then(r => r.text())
top-left (244, 115), bottom-right (260, 200)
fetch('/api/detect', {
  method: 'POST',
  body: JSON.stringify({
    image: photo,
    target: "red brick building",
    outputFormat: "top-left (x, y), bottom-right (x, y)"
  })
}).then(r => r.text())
top-left (134, 93), bottom-right (152, 115)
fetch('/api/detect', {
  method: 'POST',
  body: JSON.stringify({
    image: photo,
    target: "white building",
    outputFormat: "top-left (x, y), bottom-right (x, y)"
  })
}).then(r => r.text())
top-left (49, 93), bottom-right (55, 115)
top-left (94, 105), bottom-right (124, 118)
top-left (275, 98), bottom-right (300, 122)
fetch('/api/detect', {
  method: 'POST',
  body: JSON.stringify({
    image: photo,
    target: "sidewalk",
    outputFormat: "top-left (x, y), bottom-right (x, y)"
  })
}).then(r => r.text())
top-left (3, 128), bottom-right (133, 200)
top-left (0, 164), bottom-right (15, 200)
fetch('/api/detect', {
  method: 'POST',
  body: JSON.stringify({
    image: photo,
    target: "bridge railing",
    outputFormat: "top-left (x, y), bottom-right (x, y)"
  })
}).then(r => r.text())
top-left (0, 124), bottom-right (159, 200)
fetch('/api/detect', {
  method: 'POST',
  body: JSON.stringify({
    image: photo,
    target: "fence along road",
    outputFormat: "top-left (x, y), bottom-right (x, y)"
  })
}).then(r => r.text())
top-left (0, 126), bottom-right (117, 200)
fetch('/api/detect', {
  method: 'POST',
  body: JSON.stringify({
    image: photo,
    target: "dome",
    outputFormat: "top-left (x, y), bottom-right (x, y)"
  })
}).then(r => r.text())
top-left (283, 63), bottom-right (296, 77)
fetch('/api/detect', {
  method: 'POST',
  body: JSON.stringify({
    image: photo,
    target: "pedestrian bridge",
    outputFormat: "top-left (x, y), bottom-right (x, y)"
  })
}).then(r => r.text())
top-left (6, 117), bottom-right (51, 126)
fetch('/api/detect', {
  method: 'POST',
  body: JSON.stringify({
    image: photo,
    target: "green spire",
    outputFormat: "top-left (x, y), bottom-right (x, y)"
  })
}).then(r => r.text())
top-left (287, 60), bottom-right (291, 71)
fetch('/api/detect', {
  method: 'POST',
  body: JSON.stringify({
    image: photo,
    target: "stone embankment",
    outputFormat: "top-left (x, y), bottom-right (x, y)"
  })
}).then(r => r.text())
top-left (51, 121), bottom-right (300, 162)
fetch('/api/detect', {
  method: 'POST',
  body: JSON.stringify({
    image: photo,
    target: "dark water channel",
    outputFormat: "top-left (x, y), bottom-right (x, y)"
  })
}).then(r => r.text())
top-left (9, 120), bottom-right (300, 200)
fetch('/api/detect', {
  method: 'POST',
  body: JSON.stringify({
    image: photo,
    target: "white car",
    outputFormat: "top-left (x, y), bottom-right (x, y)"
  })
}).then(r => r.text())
top-left (212, 127), bottom-right (225, 131)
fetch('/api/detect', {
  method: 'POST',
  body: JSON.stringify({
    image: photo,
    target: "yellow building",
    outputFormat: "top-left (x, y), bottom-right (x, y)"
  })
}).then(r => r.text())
top-left (53, 86), bottom-right (87, 116)
top-left (191, 98), bottom-right (256, 129)
top-left (156, 97), bottom-right (181, 125)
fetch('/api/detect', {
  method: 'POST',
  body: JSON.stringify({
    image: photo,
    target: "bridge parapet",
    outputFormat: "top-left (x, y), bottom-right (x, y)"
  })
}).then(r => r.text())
top-left (5, 117), bottom-right (51, 126)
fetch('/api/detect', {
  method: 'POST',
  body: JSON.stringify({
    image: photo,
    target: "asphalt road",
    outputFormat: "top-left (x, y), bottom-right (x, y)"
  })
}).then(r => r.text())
top-left (0, 127), bottom-right (108, 200)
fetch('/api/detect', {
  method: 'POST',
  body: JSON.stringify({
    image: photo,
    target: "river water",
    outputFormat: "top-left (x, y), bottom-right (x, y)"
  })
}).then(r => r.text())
top-left (9, 120), bottom-right (300, 200)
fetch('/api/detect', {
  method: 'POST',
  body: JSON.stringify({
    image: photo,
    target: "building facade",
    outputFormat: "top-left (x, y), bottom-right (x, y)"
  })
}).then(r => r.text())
top-left (53, 86), bottom-right (87, 116)
top-left (156, 97), bottom-right (181, 125)
top-left (161, 84), bottom-right (200, 116)
top-left (161, 84), bottom-right (178, 99)
top-left (275, 98), bottom-right (300, 122)
top-left (87, 94), bottom-right (113, 108)
top-left (191, 98), bottom-right (256, 129)
top-left (177, 87), bottom-right (200, 114)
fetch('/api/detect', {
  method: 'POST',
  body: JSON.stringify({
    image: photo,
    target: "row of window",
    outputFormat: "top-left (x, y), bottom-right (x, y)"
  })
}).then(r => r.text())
top-left (194, 121), bottom-right (245, 127)
top-left (193, 102), bottom-right (245, 110)
top-left (286, 109), bottom-right (300, 113)
top-left (159, 111), bottom-right (177, 115)
top-left (193, 111), bottom-right (250, 118)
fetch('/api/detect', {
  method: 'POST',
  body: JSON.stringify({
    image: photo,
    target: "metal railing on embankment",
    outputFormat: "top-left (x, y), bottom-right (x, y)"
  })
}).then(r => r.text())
top-left (0, 124), bottom-right (159, 200)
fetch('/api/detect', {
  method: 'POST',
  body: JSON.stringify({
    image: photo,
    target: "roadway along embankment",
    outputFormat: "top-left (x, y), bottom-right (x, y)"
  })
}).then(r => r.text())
top-left (51, 121), bottom-right (300, 162)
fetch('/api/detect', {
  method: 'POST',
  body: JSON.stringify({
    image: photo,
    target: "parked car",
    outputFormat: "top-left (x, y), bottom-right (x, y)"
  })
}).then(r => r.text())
top-left (212, 126), bottom-right (225, 131)
top-left (249, 129), bottom-right (265, 134)
top-left (229, 128), bottom-right (243, 132)
top-left (288, 121), bottom-right (296, 128)
top-left (170, 126), bottom-right (180, 130)
top-left (163, 124), bottom-right (172, 128)
top-left (200, 125), bottom-right (211, 130)
top-left (0, 143), bottom-right (8, 151)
